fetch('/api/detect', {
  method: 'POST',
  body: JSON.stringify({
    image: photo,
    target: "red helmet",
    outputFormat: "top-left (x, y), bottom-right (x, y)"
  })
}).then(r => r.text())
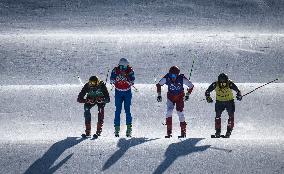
top-left (169, 66), bottom-right (180, 75)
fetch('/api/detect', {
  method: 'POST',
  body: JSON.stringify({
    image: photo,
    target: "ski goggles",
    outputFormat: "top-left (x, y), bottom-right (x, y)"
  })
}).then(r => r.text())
top-left (89, 80), bottom-right (99, 86)
top-left (119, 65), bottom-right (127, 70)
top-left (169, 73), bottom-right (177, 79)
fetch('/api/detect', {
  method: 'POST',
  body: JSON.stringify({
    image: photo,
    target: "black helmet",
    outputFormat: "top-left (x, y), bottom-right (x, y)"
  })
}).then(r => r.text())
top-left (89, 76), bottom-right (100, 86)
top-left (218, 73), bottom-right (228, 82)
top-left (169, 66), bottom-right (180, 75)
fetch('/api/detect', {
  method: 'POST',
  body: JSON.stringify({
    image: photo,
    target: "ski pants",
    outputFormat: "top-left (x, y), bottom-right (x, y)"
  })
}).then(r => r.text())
top-left (114, 89), bottom-right (132, 126)
top-left (84, 103), bottom-right (105, 130)
top-left (215, 100), bottom-right (235, 129)
top-left (166, 92), bottom-right (185, 122)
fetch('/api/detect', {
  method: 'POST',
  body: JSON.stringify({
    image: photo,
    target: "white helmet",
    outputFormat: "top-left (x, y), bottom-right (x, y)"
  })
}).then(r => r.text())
top-left (118, 58), bottom-right (129, 66)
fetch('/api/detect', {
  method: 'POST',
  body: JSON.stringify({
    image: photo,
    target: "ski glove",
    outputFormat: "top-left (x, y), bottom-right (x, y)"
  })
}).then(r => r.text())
top-left (206, 96), bottom-right (213, 103)
top-left (104, 96), bottom-right (110, 103)
top-left (236, 93), bottom-right (242, 101)
top-left (86, 98), bottom-right (95, 104)
top-left (157, 96), bottom-right (162, 102)
top-left (184, 93), bottom-right (190, 101)
top-left (77, 98), bottom-right (86, 103)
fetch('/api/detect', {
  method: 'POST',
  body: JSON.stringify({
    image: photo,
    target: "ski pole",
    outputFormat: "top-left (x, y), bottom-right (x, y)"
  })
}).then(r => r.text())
top-left (132, 85), bottom-right (139, 92)
top-left (105, 69), bottom-right (110, 83)
top-left (188, 57), bottom-right (195, 80)
top-left (77, 75), bottom-right (84, 86)
top-left (242, 78), bottom-right (278, 97)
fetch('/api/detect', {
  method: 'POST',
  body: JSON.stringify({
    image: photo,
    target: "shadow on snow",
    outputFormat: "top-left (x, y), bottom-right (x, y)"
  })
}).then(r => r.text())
top-left (102, 137), bottom-right (159, 171)
top-left (153, 138), bottom-right (211, 174)
top-left (24, 137), bottom-right (84, 174)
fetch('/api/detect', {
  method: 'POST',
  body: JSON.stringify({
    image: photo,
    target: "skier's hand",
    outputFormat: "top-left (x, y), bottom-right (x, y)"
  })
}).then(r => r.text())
top-left (104, 96), bottom-right (110, 103)
top-left (236, 93), bottom-right (242, 101)
top-left (86, 98), bottom-right (95, 104)
top-left (206, 96), bottom-right (213, 103)
top-left (96, 97), bottom-right (104, 103)
top-left (184, 93), bottom-right (190, 102)
top-left (157, 96), bottom-right (162, 102)
top-left (77, 98), bottom-right (86, 103)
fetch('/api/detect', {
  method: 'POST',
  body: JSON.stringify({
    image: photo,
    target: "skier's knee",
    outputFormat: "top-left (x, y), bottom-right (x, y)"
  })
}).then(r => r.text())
top-left (177, 111), bottom-right (185, 122)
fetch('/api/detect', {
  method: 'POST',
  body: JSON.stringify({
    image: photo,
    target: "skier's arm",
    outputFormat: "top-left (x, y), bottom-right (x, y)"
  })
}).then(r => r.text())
top-left (205, 82), bottom-right (217, 97)
top-left (101, 82), bottom-right (110, 103)
top-left (77, 83), bottom-right (88, 103)
top-left (128, 67), bottom-right (135, 85)
top-left (156, 77), bottom-right (166, 102)
top-left (110, 69), bottom-right (117, 85)
top-left (183, 76), bottom-right (194, 95)
top-left (204, 82), bottom-right (216, 103)
top-left (229, 81), bottom-right (241, 95)
top-left (156, 77), bottom-right (166, 96)
top-left (229, 81), bottom-right (242, 100)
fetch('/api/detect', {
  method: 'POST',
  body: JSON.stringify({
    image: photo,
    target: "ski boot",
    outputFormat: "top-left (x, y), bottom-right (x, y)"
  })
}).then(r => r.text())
top-left (223, 128), bottom-right (232, 138)
top-left (82, 123), bottom-right (91, 138)
top-left (211, 128), bottom-right (221, 138)
top-left (165, 117), bottom-right (172, 138)
top-left (114, 126), bottom-right (120, 137)
top-left (178, 121), bottom-right (187, 138)
top-left (94, 121), bottom-right (103, 138)
top-left (126, 124), bottom-right (132, 137)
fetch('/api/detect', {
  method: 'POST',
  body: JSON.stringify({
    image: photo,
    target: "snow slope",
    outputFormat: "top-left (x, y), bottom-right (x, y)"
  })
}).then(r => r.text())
top-left (0, 83), bottom-right (283, 174)
top-left (0, 0), bottom-right (284, 173)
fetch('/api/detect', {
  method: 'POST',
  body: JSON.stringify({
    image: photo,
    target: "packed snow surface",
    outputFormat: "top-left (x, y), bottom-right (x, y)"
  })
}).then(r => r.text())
top-left (0, 0), bottom-right (283, 174)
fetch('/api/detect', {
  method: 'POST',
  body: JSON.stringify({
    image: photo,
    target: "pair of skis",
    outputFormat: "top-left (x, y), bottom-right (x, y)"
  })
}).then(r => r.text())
top-left (211, 135), bottom-right (230, 138)
top-left (81, 133), bottom-right (99, 139)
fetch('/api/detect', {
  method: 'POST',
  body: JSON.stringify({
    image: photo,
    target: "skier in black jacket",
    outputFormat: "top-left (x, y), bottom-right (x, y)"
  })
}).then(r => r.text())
top-left (205, 73), bottom-right (242, 138)
top-left (77, 76), bottom-right (110, 138)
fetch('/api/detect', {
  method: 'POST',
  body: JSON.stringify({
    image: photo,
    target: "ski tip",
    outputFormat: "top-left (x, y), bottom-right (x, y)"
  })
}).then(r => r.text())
top-left (211, 135), bottom-right (221, 138)
top-left (81, 134), bottom-right (91, 138)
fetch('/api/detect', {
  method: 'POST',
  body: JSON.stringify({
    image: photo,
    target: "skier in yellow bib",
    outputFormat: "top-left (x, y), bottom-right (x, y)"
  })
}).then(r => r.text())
top-left (205, 73), bottom-right (242, 138)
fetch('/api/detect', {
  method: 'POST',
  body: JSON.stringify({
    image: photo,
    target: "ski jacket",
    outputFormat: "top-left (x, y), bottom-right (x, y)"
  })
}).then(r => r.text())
top-left (157, 74), bottom-right (194, 95)
top-left (77, 81), bottom-right (110, 103)
top-left (205, 80), bottom-right (241, 101)
top-left (110, 66), bottom-right (135, 91)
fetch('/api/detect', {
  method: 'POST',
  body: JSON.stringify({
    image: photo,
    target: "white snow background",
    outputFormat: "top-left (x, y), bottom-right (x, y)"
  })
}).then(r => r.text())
top-left (0, 0), bottom-right (283, 174)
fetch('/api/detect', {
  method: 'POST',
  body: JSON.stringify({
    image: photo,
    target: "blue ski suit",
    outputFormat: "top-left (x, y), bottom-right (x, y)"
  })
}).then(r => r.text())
top-left (110, 66), bottom-right (135, 126)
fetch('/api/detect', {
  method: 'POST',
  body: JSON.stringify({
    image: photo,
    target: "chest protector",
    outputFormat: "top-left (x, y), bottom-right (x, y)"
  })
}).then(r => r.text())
top-left (114, 67), bottom-right (132, 90)
top-left (215, 83), bottom-right (234, 101)
top-left (166, 74), bottom-right (184, 95)
top-left (87, 85), bottom-right (104, 99)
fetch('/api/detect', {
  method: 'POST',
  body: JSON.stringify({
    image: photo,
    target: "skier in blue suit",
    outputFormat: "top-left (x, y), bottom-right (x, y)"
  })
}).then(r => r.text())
top-left (110, 58), bottom-right (135, 137)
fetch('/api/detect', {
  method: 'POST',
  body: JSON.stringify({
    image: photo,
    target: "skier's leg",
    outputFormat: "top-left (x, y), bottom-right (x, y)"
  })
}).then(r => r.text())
top-left (114, 90), bottom-right (123, 126)
top-left (124, 90), bottom-right (133, 137)
top-left (165, 99), bottom-right (174, 137)
top-left (176, 96), bottom-right (186, 137)
top-left (225, 100), bottom-right (235, 137)
top-left (96, 103), bottom-right (105, 136)
top-left (215, 101), bottom-right (225, 137)
top-left (166, 98), bottom-right (174, 118)
top-left (84, 103), bottom-right (94, 136)
top-left (124, 90), bottom-right (133, 125)
top-left (114, 90), bottom-right (123, 136)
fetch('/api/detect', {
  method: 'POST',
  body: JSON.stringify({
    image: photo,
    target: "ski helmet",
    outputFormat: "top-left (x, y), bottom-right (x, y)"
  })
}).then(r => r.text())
top-left (118, 58), bottom-right (129, 66)
top-left (169, 66), bottom-right (180, 75)
top-left (89, 76), bottom-right (100, 86)
top-left (218, 73), bottom-right (228, 82)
